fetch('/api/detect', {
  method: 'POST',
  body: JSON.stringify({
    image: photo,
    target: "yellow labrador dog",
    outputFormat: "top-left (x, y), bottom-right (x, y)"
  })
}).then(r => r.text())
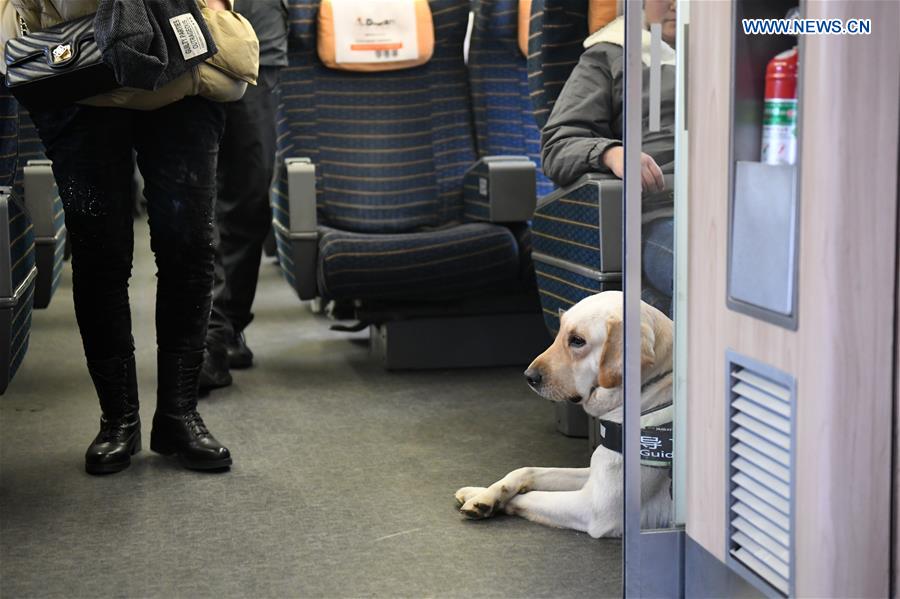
top-left (454, 291), bottom-right (673, 537)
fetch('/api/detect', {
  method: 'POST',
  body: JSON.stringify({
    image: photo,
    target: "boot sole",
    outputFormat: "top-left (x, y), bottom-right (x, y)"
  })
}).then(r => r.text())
top-left (227, 354), bottom-right (253, 370)
top-left (85, 434), bottom-right (141, 475)
top-left (149, 438), bottom-right (232, 471)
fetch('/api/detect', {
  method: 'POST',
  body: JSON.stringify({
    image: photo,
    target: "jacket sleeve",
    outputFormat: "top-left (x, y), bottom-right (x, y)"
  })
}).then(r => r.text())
top-left (540, 43), bottom-right (622, 188)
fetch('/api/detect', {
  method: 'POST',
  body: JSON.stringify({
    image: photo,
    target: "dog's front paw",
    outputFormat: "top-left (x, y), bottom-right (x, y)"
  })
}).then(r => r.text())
top-left (455, 486), bottom-right (486, 507)
top-left (458, 488), bottom-right (501, 519)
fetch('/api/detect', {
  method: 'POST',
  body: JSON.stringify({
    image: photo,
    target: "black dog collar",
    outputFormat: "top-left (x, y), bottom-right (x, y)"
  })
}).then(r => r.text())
top-left (597, 371), bottom-right (673, 468)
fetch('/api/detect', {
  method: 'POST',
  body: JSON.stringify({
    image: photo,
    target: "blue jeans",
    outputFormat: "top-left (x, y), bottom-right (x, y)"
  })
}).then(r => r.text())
top-left (642, 216), bottom-right (674, 317)
top-left (29, 97), bottom-right (226, 360)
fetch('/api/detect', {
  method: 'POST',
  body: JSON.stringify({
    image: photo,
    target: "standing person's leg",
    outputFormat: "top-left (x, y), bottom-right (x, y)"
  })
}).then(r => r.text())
top-left (29, 105), bottom-right (141, 475)
top-left (134, 96), bottom-right (231, 471)
top-left (203, 67), bottom-right (280, 387)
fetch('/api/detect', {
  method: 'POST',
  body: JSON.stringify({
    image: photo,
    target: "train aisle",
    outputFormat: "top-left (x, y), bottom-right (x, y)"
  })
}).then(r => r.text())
top-left (0, 219), bottom-right (619, 598)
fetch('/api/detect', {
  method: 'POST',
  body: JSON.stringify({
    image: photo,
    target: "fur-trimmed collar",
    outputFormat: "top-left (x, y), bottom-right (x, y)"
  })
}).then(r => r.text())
top-left (583, 15), bottom-right (676, 67)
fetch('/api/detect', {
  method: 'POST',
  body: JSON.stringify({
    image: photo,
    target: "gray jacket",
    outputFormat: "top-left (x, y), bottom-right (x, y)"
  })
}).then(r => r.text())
top-left (540, 41), bottom-right (676, 188)
top-left (234, 0), bottom-right (288, 67)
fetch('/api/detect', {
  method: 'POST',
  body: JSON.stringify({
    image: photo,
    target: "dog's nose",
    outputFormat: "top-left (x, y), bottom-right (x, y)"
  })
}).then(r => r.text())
top-left (524, 368), bottom-right (543, 388)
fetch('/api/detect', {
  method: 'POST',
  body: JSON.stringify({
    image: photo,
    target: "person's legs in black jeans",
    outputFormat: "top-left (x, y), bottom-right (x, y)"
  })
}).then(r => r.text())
top-left (132, 96), bottom-right (232, 470)
top-left (30, 98), bottom-right (232, 473)
top-left (136, 97), bottom-right (223, 355)
top-left (202, 67), bottom-right (280, 389)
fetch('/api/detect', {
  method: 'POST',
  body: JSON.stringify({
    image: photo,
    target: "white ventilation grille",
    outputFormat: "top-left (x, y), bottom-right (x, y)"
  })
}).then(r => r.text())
top-left (728, 360), bottom-right (794, 596)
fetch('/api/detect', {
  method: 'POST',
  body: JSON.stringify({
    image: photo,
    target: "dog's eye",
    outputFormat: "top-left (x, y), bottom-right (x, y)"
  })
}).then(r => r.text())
top-left (568, 334), bottom-right (586, 348)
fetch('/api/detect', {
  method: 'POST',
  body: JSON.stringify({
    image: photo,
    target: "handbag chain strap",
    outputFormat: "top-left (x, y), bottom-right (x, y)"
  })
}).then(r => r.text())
top-left (17, 14), bottom-right (29, 35)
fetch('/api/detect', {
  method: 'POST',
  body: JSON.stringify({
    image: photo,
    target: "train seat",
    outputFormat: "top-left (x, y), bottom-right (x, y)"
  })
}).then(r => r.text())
top-left (0, 89), bottom-right (36, 394)
top-left (527, 0), bottom-right (674, 440)
top-left (467, 0), bottom-right (554, 198)
top-left (527, 0), bottom-right (674, 326)
top-left (468, 0), bottom-right (591, 436)
top-left (15, 110), bottom-right (65, 310)
top-left (272, 0), bottom-right (550, 369)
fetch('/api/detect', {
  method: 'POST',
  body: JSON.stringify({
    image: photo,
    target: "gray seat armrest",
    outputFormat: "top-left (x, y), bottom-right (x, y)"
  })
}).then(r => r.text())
top-left (23, 160), bottom-right (60, 239)
top-left (272, 157), bottom-right (319, 300)
top-left (463, 156), bottom-right (537, 223)
top-left (284, 157), bottom-right (317, 233)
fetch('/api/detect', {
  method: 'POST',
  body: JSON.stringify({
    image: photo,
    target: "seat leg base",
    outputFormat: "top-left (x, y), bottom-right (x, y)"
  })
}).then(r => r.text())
top-left (370, 312), bottom-right (552, 370)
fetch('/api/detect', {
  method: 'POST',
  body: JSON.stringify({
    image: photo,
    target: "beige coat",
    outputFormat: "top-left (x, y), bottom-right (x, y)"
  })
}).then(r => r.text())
top-left (0, 0), bottom-right (260, 110)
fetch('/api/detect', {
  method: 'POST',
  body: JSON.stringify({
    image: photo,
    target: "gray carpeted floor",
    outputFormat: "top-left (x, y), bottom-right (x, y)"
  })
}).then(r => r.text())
top-left (0, 219), bottom-right (621, 598)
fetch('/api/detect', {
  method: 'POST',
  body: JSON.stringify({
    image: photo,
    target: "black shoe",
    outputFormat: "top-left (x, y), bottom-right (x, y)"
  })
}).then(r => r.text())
top-left (150, 350), bottom-right (232, 471)
top-left (225, 331), bottom-right (253, 369)
top-left (84, 355), bottom-right (141, 475)
top-left (198, 345), bottom-right (232, 394)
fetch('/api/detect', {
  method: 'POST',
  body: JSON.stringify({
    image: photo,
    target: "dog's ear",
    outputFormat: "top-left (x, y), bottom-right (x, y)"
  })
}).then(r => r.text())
top-left (596, 315), bottom-right (657, 389)
top-left (597, 316), bottom-right (623, 388)
top-left (558, 307), bottom-right (567, 319)
top-left (640, 318), bottom-right (656, 370)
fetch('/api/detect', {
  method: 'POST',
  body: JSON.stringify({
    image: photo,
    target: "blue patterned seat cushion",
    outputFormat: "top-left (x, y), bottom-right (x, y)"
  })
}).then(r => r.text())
top-left (317, 222), bottom-right (520, 301)
top-left (468, 0), bottom-right (553, 197)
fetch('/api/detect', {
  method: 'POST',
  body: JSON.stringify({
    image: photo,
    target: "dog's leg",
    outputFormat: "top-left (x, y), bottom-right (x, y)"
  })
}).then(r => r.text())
top-left (456, 467), bottom-right (590, 519)
top-left (503, 488), bottom-right (592, 533)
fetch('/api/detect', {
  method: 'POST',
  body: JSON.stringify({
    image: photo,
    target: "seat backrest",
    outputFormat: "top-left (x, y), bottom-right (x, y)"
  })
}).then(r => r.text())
top-left (0, 89), bottom-right (17, 189)
top-left (279, 0), bottom-right (475, 234)
top-left (467, 0), bottom-right (553, 197)
top-left (0, 89), bottom-right (33, 299)
top-left (526, 0), bottom-right (589, 129)
top-left (0, 188), bottom-right (35, 394)
top-left (0, 89), bottom-right (35, 393)
top-left (13, 109), bottom-right (47, 198)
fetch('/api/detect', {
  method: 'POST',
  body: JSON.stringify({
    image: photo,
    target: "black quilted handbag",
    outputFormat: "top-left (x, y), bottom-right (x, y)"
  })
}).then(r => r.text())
top-left (4, 14), bottom-right (119, 111)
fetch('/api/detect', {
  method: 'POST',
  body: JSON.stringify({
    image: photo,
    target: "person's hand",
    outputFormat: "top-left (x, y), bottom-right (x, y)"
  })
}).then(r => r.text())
top-left (206, 0), bottom-right (229, 10)
top-left (600, 146), bottom-right (666, 193)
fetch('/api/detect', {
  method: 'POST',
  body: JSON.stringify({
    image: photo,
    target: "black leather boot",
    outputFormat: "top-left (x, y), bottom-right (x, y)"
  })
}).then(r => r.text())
top-left (150, 350), bottom-right (232, 471)
top-left (198, 344), bottom-right (232, 395)
top-left (225, 331), bottom-right (253, 370)
top-left (85, 355), bottom-right (141, 475)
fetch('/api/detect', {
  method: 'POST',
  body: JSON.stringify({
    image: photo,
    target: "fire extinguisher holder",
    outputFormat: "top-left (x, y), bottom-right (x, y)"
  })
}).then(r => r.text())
top-left (726, 0), bottom-right (803, 331)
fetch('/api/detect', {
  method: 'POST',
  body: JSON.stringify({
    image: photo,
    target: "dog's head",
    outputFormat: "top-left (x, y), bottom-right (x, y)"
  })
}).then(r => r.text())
top-left (523, 291), bottom-right (673, 418)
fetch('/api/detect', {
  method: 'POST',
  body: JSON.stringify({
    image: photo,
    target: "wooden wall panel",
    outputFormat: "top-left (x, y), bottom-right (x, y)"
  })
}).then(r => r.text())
top-left (892, 45), bottom-right (900, 597)
top-left (793, 2), bottom-right (897, 595)
top-left (686, 1), bottom-right (899, 595)
top-left (684, 0), bottom-right (733, 560)
top-left (894, 209), bottom-right (899, 597)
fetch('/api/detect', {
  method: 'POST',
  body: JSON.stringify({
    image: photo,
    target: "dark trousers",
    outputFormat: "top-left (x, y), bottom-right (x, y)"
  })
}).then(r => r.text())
top-left (642, 216), bottom-right (674, 317)
top-left (30, 97), bottom-right (226, 360)
top-left (207, 67), bottom-right (280, 345)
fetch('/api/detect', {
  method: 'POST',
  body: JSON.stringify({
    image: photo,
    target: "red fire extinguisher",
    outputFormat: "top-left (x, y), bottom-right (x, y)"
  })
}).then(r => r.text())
top-left (761, 46), bottom-right (798, 165)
